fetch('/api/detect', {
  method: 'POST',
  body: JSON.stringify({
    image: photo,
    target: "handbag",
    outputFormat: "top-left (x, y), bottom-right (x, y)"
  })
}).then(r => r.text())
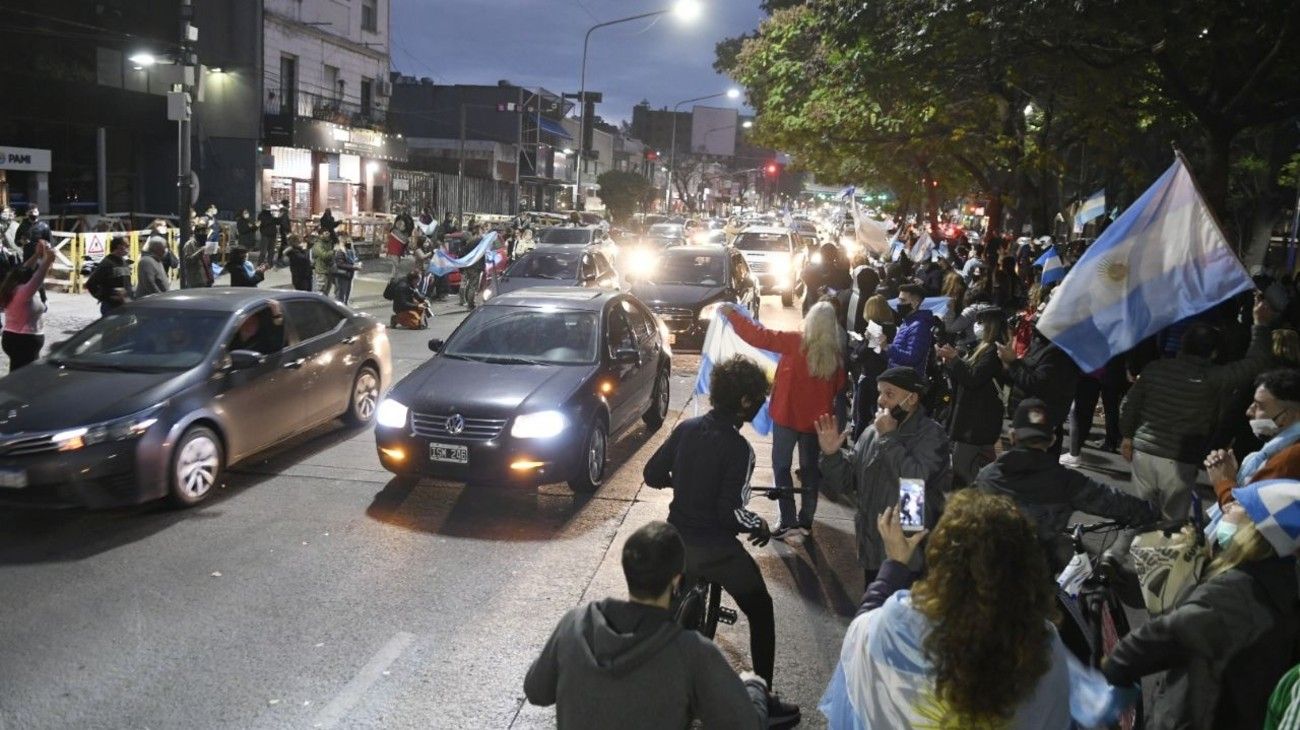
top-left (1131, 527), bottom-right (1209, 615)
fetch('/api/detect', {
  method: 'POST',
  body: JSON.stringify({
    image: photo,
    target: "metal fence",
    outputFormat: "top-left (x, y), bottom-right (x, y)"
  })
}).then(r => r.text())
top-left (430, 172), bottom-right (514, 217)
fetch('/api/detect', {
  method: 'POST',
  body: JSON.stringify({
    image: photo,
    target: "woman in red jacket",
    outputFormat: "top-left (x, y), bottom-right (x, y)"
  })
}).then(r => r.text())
top-left (724, 301), bottom-right (846, 539)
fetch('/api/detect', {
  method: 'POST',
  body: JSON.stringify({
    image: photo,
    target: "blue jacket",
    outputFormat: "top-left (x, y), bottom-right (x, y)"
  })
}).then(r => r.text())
top-left (887, 309), bottom-right (934, 375)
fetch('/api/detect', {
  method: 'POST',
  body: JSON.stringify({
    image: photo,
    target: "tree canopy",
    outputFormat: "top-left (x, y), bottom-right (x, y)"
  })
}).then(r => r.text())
top-left (596, 170), bottom-right (653, 224)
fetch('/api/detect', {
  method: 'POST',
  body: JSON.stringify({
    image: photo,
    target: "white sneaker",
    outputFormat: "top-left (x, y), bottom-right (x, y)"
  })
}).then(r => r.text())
top-left (1059, 453), bottom-right (1083, 467)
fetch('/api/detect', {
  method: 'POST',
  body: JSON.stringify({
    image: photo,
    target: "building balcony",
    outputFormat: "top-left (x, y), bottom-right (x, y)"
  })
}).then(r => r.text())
top-left (264, 89), bottom-right (388, 132)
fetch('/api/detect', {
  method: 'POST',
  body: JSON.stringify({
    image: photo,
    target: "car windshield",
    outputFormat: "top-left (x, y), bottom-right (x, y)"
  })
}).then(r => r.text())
top-left (649, 224), bottom-right (683, 237)
top-left (49, 308), bottom-right (226, 371)
top-left (505, 251), bottom-right (580, 280)
top-left (444, 308), bottom-right (599, 364)
top-left (537, 228), bottom-right (594, 245)
top-left (734, 232), bottom-right (791, 251)
top-left (652, 252), bottom-right (725, 286)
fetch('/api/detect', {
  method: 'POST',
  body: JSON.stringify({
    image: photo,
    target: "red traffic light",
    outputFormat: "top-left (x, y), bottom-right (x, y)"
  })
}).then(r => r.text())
top-left (645, 150), bottom-right (659, 161)
top-left (765, 163), bottom-right (778, 176)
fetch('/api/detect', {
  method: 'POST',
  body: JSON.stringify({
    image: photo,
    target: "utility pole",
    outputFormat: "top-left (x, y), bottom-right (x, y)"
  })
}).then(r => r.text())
top-left (175, 0), bottom-right (196, 286)
top-left (457, 102), bottom-right (466, 225)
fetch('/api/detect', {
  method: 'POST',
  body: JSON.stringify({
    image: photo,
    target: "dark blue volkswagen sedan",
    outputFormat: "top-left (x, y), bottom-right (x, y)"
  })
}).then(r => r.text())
top-left (374, 288), bottom-right (671, 491)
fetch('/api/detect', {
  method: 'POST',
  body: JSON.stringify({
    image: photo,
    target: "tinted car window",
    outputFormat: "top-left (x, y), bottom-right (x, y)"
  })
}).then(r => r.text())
top-left (654, 251), bottom-right (725, 286)
top-left (507, 250), bottom-right (581, 279)
top-left (537, 228), bottom-right (594, 245)
top-left (733, 232), bottom-right (791, 251)
top-left (286, 300), bottom-right (345, 341)
top-left (445, 308), bottom-right (598, 364)
top-left (51, 309), bottom-right (227, 371)
top-left (607, 310), bottom-right (636, 352)
top-left (621, 300), bottom-right (654, 341)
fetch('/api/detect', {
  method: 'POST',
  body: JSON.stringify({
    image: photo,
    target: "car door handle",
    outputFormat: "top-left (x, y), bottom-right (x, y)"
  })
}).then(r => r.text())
top-left (341, 335), bottom-right (358, 344)
top-left (282, 358), bottom-right (306, 369)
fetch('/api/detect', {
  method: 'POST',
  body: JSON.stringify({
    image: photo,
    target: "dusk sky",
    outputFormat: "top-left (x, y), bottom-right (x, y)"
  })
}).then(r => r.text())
top-left (389, 0), bottom-right (764, 124)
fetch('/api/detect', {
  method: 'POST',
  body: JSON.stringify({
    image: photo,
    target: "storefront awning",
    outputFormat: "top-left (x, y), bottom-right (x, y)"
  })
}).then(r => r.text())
top-left (538, 117), bottom-right (572, 140)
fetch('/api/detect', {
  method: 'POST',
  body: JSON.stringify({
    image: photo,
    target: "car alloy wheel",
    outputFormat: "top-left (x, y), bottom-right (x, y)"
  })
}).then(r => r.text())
top-left (569, 420), bottom-right (607, 493)
top-left (643, 369), bottom-right (669, 429)
top-left (346, 366), bottom-right (381, 426)
top-left (169, 426), bottom-right (223, 507)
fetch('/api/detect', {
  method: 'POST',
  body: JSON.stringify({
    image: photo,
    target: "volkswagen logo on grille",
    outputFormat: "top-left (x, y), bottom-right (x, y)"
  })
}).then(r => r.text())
top-left (445, 414), bottom-right (465, 435)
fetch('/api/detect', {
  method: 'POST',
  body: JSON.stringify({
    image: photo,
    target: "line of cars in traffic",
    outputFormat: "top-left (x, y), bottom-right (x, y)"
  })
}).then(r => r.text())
top-left (0, 219), bottom-right (826, 509)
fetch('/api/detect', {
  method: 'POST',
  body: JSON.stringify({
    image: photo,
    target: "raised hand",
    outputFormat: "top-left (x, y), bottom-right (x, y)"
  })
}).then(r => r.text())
top-left (815, 413), bottom-right (849, 455)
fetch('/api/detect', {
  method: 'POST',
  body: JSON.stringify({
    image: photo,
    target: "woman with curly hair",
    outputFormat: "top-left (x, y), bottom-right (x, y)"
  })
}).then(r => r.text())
top-left (820, 490), bottom-right (1088, 728)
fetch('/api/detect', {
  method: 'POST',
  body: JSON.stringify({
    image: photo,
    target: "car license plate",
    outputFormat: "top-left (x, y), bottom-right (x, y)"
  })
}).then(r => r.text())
top-left (429, 443), bottom-right (469, 464)
top-left (0, 468), bottom-right (27, 489)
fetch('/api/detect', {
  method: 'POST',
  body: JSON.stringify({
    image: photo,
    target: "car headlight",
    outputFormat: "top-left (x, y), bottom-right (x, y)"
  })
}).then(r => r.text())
top-left (482, 288), bottom-right (493, 301)
top-left (698, 302), bottom-right (724, 321)
top-left (511, 410), bottom-right (568, 439)
top-left (627, 248), bottom-right (657, 278)
top-left (53, 404), bottom-right (164, 452)
top-left (810, 252), bottom-right (824, 265)
top-left (376, 398), bottom-right (409, 429)
top-left (770, 256), bottom-right (790, 276)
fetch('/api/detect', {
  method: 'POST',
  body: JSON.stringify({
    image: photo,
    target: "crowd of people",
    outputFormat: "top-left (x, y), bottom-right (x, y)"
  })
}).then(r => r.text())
top-left (523, 215), bottom-right (1300, 728)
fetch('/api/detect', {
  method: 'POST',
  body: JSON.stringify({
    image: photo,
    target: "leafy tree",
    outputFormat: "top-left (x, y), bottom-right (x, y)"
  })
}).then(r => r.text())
top-left (595, 170), bottom-right (653, 224)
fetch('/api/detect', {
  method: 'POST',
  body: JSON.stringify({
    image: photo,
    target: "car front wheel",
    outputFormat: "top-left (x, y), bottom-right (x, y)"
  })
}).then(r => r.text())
top-left (568, 419), bottom-right (608, 493)
top-left (168, 425), bottom-right (224, 507)
top-left (643, 368), bottom-right (670, 429)
top-left (345, 365), bottom-right (381, 427)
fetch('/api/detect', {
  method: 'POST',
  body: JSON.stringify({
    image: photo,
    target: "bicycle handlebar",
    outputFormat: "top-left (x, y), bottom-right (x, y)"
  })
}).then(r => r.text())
top-left (1064, 517), bottom-right (1194, 537)
top-left (750, 486), bottom-right (811, 499)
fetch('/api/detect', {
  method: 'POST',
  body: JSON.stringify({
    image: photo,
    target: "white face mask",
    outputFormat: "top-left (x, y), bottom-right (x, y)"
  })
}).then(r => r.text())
top-left (1251, 418), bottom-right (1281, 439)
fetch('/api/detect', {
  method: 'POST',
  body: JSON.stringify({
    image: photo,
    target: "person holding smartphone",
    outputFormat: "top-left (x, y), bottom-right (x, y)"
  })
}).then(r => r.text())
top-left (815, 366), bottom-right (951, 587)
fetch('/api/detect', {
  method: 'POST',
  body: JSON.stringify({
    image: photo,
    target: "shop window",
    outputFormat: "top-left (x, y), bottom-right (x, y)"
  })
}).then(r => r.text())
top-left (360, 78), bottom-right (373, 117)
top-left (279, 55), bottom-right (297, 115)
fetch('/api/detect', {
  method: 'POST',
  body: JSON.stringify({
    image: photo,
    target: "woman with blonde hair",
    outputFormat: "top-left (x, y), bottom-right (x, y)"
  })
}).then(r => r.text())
top-left (1103, 478), bottom-right (1300, 729)
top-left (821, 490), bottom-right (1086, 728)
top-left (725, 301), bottom-right (846, 539)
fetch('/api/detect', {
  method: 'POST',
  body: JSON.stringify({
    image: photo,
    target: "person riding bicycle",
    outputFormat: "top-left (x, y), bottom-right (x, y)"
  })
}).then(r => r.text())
top-left (971, 398), bottom-right (1157, 572)
top-left (524, 521), bottom-right (770, 730)
top-left (643, 355), bottom-right (801, 728)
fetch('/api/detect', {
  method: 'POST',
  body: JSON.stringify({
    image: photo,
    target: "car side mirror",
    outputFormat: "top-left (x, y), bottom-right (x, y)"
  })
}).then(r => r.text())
top-left (428, 338), bottom-right (445, 353)
top-left (228, 349), bottom-right (263, 370)
top-left (614, 347), bottom-right (640, 365)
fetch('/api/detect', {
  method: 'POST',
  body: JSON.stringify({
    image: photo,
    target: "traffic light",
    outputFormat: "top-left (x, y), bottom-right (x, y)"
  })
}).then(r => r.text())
top-left (765, 162), bottom-right (778, 176)
top-left (644, 150), bottom-right (659, 161)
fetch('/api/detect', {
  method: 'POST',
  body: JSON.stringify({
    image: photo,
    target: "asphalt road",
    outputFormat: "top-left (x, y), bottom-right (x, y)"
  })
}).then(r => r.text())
top-left (0, 286), bottom-right (867, 729)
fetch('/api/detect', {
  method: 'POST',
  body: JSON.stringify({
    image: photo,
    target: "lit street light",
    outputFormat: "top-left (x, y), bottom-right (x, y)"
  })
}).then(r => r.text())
top-left (742, 120), bottom-right (754, 129)
top-left (128, 52), bottom-right (158, 67)
top-left (574, 0), bottom-right (702, 210)
top-left (666, 88), bottom-right (741, 209)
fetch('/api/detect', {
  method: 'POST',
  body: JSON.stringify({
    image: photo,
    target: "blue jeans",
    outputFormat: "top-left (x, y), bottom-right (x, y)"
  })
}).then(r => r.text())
top-left (772, 424), bottom-right (821, 529)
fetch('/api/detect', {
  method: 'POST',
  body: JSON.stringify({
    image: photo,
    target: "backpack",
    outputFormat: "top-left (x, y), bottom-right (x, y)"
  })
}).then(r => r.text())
top-left (382, 278), bottom-right (398, 301)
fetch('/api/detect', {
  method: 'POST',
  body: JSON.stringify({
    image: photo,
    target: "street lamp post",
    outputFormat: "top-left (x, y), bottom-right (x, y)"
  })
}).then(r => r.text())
top-left (575, 0), bottom-right (701, 211)
top-left (666, 88), bottom-right (740, 211)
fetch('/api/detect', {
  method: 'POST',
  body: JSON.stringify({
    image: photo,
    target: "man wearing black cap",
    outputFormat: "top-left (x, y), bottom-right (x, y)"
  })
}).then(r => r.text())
top-left (996, 324), bottom-right (1080, 456)
top-left (816, 365), bottom-right (951, 586)
top-left (971, 398), bottom-right (1155, 571)
top-left (887, 282), bottom-right (935, 376)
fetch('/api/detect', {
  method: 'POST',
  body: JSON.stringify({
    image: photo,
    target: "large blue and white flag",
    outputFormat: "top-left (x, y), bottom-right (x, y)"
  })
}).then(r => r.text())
top-left (1035, 245), bottom-right (1066, 286)
top-left (886, 296), bottom-right (950, 320)
top-left (1039, 156), bottom-right (1253, 372)
top-left (1073, 189), bottom-right (1106, 233)
top-left (695, 308), bottom-right (776, 436)
top-left (852, 197), bottom-right (892, 257)
top-left (907, 231), bottom-right (934, 262)
top-left (425, 231), bottom-right (501, 277)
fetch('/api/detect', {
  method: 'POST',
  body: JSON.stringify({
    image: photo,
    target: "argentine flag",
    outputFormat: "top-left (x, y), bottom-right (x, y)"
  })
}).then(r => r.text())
top-left (1039, 155), bottom-right (1253, 372)
top-left (695, 308), bottom-right (777, 436)
top-left (1035, 245), bottom-right (1066, 286)
top-left (1073, 189), bottom-right (1106, 233)
top-left (426, 231), bottom-right (501, 277)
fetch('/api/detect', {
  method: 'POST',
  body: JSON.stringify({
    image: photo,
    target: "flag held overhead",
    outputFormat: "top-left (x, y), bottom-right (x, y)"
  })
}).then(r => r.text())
top-left (1038, 155), bottom-right (1253, 372)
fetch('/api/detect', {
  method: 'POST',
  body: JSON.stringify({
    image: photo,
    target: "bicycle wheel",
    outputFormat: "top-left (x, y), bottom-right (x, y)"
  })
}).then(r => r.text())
top-left (700, 582), bottom-right (724, 639)
top-left (674, 583), bottom-right (706, 632)
top-left (1097, 591), bottom-right (1143, 730)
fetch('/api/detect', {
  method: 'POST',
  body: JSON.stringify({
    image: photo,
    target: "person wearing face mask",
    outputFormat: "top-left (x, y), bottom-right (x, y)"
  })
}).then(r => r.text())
top-left (1117, 297), bottom-right (1276, 526)
top-left (997, 316), bottom-right (1080, 457)
top-left (642, 356), bottom-right (802, 726)
top-left (887, 283), bottom-right (935, 376)
top-left (815, 366), bottom-right (951, 586)
top-left (936, 308), bottom-right (1008, 486)
top-left (1102, 478), bottom-right (1300, 730)
top-left (1206, 369), bottom-right (1300, 507)
top-left (236, 208), bottom-right (256, 251)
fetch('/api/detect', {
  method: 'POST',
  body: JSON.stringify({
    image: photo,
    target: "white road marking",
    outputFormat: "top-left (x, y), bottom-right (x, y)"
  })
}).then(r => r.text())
top-left (312, 631), bottom-right (414, 728)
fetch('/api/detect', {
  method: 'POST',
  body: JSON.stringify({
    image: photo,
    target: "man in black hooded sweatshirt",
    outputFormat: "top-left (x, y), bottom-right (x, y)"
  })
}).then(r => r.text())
top-left (524, 521), bottom-right (768, 729)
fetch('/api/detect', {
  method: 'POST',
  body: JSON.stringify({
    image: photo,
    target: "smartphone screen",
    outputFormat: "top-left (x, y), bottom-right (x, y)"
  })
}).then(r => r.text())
top-left (899, 478), bottom-right (925, 533)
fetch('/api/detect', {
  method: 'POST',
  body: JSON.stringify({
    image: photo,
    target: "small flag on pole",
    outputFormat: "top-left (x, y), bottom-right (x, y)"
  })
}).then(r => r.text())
top-left (1035, 245), bottom-right (1066, 286)
top-left (1073, 189), bottom-right (1106, 233)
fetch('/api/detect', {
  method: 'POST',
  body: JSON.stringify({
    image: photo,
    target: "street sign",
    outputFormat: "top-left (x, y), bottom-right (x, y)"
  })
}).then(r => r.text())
top-left (0, 146), bottom-right (52, 172)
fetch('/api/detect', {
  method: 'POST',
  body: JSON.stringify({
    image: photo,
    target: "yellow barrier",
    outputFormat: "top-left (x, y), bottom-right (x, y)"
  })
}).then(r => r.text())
top-left (58, 228), bottom-right (182, 293)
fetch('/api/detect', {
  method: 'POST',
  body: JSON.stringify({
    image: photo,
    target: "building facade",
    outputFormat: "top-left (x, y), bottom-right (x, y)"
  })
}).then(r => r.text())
top-left (260, 0), bottom-right (405, 221)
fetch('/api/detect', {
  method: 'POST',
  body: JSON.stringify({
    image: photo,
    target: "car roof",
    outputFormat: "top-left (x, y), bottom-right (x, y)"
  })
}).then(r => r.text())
top-left (738, 226), bottom-right (792, 235)
top-left (124, 288), bottom-right (318, 313)
top-left (490, 287), bottom-right (614, 310)
top-left (526, 244), bottom-right (595, 255)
